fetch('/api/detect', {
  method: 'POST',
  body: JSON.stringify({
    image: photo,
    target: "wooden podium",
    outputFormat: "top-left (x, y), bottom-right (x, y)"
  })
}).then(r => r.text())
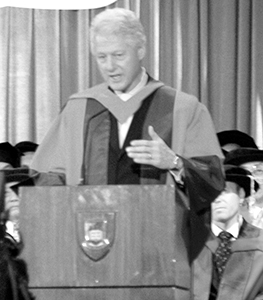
top-left (19, 185), bottom-right (191, 300)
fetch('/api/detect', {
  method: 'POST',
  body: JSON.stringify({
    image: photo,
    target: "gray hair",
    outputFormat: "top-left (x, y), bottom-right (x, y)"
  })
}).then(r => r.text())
top-left (90, 8), bottom-right (146, 54)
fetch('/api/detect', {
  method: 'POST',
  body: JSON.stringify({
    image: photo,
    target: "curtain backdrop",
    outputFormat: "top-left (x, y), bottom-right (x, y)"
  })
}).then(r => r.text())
top-left (0, 0), bottom-right (263, 148)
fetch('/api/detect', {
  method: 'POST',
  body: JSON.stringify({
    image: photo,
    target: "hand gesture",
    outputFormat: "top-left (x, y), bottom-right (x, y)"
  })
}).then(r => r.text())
top-left (125, 125), bottom-right (176, 170)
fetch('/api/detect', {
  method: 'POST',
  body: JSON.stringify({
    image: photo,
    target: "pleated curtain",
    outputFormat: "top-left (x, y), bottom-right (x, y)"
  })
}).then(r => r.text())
top-left (0, 0), bottom-right (262, 148)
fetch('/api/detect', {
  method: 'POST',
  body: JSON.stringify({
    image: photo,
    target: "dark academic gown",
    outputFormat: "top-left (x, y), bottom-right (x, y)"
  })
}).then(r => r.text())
top-left (193, 220), bottom-right (263, 300)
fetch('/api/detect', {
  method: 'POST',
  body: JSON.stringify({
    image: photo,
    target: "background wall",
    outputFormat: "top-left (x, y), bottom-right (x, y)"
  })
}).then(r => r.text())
top-left (0, 0), bottom-right (262, 148)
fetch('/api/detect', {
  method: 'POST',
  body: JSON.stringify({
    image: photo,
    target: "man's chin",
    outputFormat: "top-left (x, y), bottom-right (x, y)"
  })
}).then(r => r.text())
top-left (213, 210), bottom-right (228, 220)
top-left (108, 81), bottom-right (125, 92)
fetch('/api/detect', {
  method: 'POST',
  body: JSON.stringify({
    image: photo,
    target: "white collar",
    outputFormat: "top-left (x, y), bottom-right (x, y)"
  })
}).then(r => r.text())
top-left (211, 215), bottom-right (243, 239)
top-left (115, 67), bottom-right (148, 101)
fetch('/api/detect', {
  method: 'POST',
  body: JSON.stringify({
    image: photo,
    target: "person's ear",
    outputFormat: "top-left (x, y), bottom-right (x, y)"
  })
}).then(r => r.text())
top-left (238, 187), bottom-right (246, 204)
top-left (138, 46), bottom-right (146, 60)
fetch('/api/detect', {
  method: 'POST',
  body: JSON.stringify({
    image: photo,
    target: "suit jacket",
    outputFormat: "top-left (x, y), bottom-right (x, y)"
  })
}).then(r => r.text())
top-left (193, 220), bottom-right (263, 300)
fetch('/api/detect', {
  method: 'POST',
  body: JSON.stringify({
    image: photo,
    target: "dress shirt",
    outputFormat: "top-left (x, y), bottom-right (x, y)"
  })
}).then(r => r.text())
top-left (114, 69), bottom-right (183, 183)
top-left (211, 215), bottom-right (243, 240)
top-left (114, 68), bottom-right (148, 148)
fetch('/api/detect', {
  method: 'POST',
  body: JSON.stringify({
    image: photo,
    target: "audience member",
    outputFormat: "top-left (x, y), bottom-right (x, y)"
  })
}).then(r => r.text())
top-left (193, 165), bottom-right (263, 300)
top-left (225, 148), bottom-right (263, 229)
top-left (15, 141), bottom-right (38, 168)
top-left (217, 130), bottom-right (258, 156)
top-left (0, 169), bottom-right (34, 300)
top-left (0, 143), bottom-right (34, 241)
top-left (3, 168), bottom-right (32, 242)
top-left (0, 143), bottom-right (35, 299)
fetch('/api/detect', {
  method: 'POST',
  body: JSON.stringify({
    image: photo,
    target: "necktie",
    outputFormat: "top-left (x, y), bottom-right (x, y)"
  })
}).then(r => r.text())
top-left (213, 231), bottom-right (232, 282)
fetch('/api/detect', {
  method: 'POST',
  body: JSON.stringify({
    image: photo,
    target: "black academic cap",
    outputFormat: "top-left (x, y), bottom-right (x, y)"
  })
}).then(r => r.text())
top-left (15, 141), bottom-right (38, 154)
top-left (224, 148), bottom-right (263, 166)
top-left (0, 142), bottom-right (21, 168)
top-left (0, 167), bottom-right (31, 184)
top-left (224, 164), bottom-right (258, 197)
top-left (217, 130), bottom-right (258, 149)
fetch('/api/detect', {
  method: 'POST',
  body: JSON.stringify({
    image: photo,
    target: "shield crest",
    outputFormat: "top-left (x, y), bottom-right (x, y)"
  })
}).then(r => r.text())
top-left (76, 211), bottom-right (116, 261)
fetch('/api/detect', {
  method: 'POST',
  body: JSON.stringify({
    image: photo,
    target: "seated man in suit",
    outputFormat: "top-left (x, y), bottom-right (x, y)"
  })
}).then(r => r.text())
top-left (193, 165), bottom-right (263, 300)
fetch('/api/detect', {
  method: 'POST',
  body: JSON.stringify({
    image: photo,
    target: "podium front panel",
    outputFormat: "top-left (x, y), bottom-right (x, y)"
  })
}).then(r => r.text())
top-left (19, 185), bottom-right (189, 299)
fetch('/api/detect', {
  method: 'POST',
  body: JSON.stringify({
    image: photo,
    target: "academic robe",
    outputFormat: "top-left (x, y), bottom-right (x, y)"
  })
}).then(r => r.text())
top-left (31, 78), bottom-right (223, 185)
top-left (193, 220), bottom-right (263, 300)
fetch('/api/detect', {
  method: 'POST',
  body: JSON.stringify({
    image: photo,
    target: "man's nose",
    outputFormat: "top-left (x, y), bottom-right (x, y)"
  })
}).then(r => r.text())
top-left (105, 56), bottom-right (116, 71)
top-left (214, 194), bottom-right (225, 203)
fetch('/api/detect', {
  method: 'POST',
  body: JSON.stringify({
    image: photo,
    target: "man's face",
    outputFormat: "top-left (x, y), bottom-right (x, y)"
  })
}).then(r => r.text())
top-left (212, 181), bottom-right (241, 227)
top-left (241, 161), bottom-right (263, 185)
top-left (21, 151), bottom-right (35, 168)
top-left (93, 34), bottom-right (145, 93)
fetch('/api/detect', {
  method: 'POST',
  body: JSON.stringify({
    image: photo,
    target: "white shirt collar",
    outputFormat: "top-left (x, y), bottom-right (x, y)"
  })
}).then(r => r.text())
top-left (211, 215), bottom-right (243, 239)
top-left (115, 67), bottom-right (148, 101)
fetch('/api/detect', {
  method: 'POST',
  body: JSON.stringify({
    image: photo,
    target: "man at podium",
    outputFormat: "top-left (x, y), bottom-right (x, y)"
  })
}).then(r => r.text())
top-left (29, 8), bottom-right (225, 299)
top-left (30, 8), bottom-right (223, 187)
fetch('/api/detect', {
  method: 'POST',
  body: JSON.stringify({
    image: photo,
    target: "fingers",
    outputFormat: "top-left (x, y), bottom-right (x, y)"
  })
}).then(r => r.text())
top-left (126, 152), bottom-right (153, 164)
top-left (125, 126), bottom-right (155, 164)
top-left (125, 126), bottom-right (174, 169)
top-left (128, 139), bottom-right (152, 147)
top-left (127, 126), bottom-right (162, 147)
top-left (125, 143), bottom-right (153, 162)
top-left (126, 125), bottom-right (157, 159)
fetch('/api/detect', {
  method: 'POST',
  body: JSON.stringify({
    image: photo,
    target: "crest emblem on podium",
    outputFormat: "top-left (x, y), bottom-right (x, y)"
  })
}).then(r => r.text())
top-left (77, 211), bottom-right (116, 261)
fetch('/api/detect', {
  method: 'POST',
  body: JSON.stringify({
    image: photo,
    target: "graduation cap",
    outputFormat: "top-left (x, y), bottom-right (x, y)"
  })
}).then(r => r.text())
top-left (224, 164), bottom-right (258, 197)
top-left (224, 148), bottom-right (263, 166)
top-left (15, 141), bottom-right (38, 154)
top-left (0, 167), bottom-right (35, 194)
top-left (0, 142), bottom-right (21, 168)
top-left (217, 130), bottom-right (258, 150)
